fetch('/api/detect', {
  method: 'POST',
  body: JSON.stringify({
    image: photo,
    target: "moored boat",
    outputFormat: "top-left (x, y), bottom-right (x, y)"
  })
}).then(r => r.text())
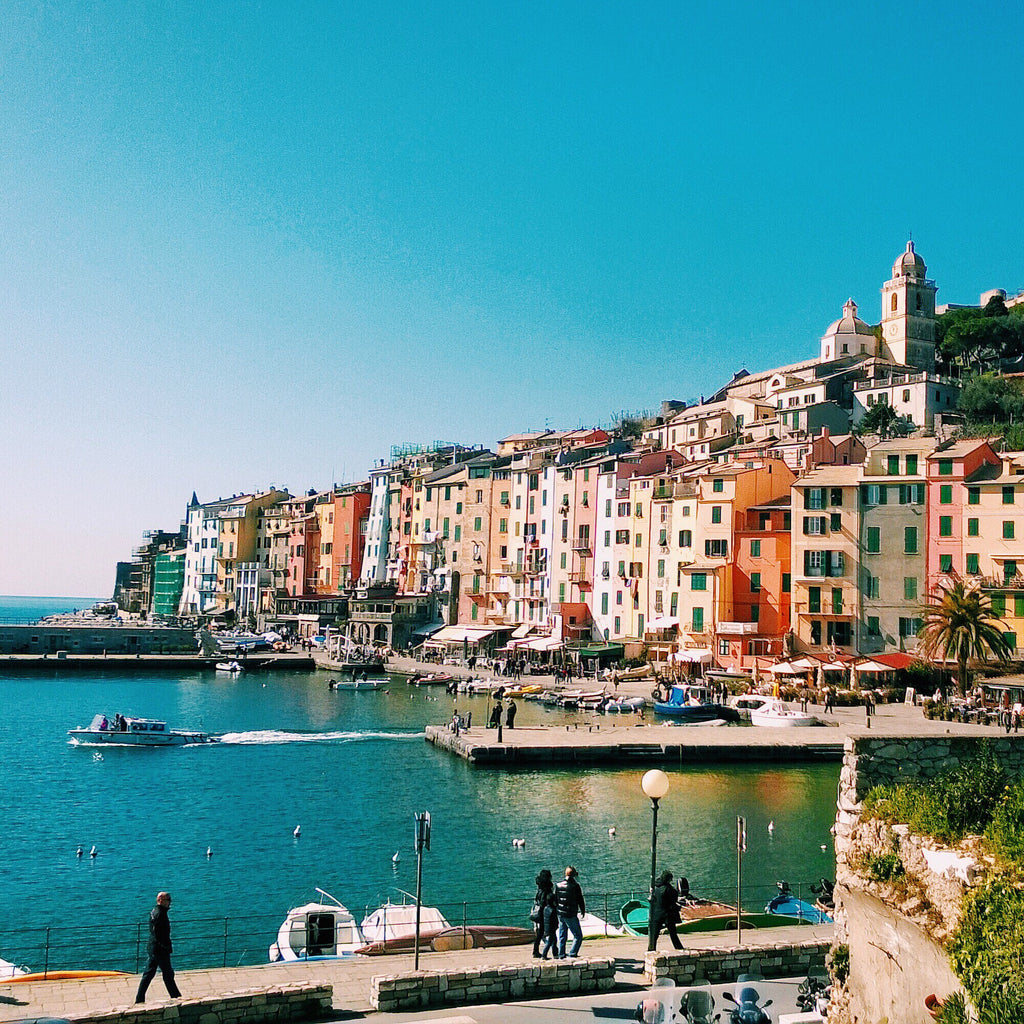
top-left (328, 676), bottom-right (388, 690)
top-left (749, 698), bottom-right (820, 728)
top-left (604, 696), bottom-right (646, 713)
top-left (653, 684), bottom-right (732, 723)
top-left (215, 660), bottom-right (243, 673)
top-left (621, 894), bottom-right (813, 935)
top-left (68, 714), bottom-right (216, 747)
top-left (765, 890), bottom-right (833, 924)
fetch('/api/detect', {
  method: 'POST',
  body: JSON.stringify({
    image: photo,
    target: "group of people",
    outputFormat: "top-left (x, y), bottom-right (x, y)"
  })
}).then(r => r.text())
top-left (98, 713), bottom-right (129, 732)
top-left (488, 697), bottom-right (517, 729)
top-left (531, 866), bottom-right (587, 959)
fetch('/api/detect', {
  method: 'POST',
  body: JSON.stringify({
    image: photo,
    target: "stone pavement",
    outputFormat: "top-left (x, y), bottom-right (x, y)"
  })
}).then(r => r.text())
top-left (0, 924), bottom-right (831, 1021)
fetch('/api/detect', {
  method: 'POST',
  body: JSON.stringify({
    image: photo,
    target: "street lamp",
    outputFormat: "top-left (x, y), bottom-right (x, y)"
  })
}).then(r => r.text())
top-left (641, 769), bottom-right (670, 905)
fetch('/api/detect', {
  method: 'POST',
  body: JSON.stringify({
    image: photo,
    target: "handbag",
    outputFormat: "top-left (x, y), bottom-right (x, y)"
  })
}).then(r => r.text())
top-left (529, 899), bottom-right (543, 923)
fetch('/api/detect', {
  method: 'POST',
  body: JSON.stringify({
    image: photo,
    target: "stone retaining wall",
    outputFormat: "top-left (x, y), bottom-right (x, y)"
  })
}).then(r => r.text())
top-left (643, 939), bottom-right (829, 986)
top-left (68, 984), bottom-right (332, 1024)
top-left (369, 957), bottom-right (615, 1011)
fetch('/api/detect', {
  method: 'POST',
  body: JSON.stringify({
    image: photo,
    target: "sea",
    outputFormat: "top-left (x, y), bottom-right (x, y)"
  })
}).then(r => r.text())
top-left (0, 596), bottom-right (839, 972)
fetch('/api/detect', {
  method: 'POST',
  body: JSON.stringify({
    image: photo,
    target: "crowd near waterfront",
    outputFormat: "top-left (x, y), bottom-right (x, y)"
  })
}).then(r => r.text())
top-left (1, 599), bottom-right (838, 974)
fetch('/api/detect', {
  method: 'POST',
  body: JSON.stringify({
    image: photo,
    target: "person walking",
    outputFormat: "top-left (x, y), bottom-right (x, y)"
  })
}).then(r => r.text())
top-left (554, 865), bottom-right (586, 958)
top-left (505, 698), bottom-right (518, 729)
top-left (531, 869), bottom-right (555, 957)
top-left (823, 686), bottom-right (834, 714)
top-left (648, 870), bottom-right (683, 951)
top-left (135, 892), bottom-right (181, 1003)
top-left (488, 700), bottom-right (503, 729)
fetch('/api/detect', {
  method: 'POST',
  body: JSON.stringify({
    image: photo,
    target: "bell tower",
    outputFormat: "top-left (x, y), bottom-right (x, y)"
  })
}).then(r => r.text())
top-left (880, 240), bottom-right (937, 371)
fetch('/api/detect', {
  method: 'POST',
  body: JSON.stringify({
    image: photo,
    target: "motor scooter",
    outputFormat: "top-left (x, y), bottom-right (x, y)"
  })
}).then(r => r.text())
top-left (635, 982), bottom-right (720, 1023)
top-left (720, 974), bottom-right (773, 1024)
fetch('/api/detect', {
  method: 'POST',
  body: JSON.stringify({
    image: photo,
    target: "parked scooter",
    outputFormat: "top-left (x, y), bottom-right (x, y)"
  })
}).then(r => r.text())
top-left (721, 975), bottom-right (773, 1024)
top-left (796, 973), bottom-right (831, 1014)
top-left (810, 877), bottom-right (835, 910)
top-left (635, 984), bottom-right (720, 1023)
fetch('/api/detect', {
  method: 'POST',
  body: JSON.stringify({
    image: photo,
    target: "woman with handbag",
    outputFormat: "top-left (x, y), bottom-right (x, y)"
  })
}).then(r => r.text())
top-left (531, 869), bottom-right (554, 957)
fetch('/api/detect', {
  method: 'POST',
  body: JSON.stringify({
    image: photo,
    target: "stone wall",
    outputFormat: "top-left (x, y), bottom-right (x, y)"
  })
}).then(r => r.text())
top-left (68, 984), bottom-right (332, 1024)
top-left (832, 734), bottom-right (1024, 1024)
top-left (369, 957), bottom-right (615, 1011)
top-left (643, 939), bottom-right (828, 986)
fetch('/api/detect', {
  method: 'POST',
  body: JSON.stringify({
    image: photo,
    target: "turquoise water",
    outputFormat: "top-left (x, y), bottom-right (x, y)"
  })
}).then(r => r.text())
top-left (0, 600), bottom-right (839, 972)
top-left (0, 594), bottom-right (103, 623)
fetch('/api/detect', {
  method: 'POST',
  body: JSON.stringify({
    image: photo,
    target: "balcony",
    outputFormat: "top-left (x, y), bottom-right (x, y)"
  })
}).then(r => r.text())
top-left (572, 541), bottom-right (593, 554)
top-left (568, 571), bottom-right (590, 584)
top-left (717, 621), bottom-right (760, 635)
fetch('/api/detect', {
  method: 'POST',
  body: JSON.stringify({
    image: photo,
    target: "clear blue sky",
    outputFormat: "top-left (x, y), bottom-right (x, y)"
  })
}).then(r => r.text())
top-left (2, 0), bottom-right (1021, 597)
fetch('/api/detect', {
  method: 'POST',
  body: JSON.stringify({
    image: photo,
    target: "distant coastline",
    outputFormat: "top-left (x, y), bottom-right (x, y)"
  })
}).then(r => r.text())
top-left (0, 595), bottom-right (104, 624)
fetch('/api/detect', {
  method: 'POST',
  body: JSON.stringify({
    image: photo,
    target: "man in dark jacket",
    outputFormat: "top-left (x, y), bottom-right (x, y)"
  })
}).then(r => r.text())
top-left (135, 892), bottom-right (181, 1003)
top-left (554, 865), bottom-right (586, 958)
top-left (648, 870), bottom-right (683, 951)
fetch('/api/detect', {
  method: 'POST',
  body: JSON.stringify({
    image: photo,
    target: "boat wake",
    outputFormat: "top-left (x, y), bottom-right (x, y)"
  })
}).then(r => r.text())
top-left (216, 729), bottom-right (426, 745)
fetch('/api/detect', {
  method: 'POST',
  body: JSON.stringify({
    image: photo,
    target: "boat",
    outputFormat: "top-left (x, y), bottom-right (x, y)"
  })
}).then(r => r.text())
top-left (765, 888), bottom-right (833, 924)
top-left (0, 957), bottom-right (27, 981)
top-left (358, 923), bottom-right (535, 955)
top-left (749, 698), bottom-right (820, 728)
top-left (328, 676), bottom-right (388, 690)
top-left (269, 890), bottom-right (369, 961)
top-left (604, 696), bottom-right (646, 713)
top-left (726, 693), bottom-right (773, 721)
top-left (621, 895), bottom-right (814, 935)
top-left (68, 715), bottom-right (216, 747)
top-left (653, 684), bottom-right (733, 723)
top-left (409, 672), bottom-right (454, 686)
top-left (1, 970), bottom-right (129, 983)
top-left (215, 660), bottom-right (243, 673)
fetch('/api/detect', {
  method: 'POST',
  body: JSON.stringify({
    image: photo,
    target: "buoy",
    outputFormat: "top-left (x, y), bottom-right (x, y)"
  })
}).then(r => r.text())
top-left (89, 846), bottom-right (97, 858)
top-left (512, 838), bottom-right (526, 848)
top-left (92, 752), bottom-right (103, 761)
top-left (608, 827), bottom-right (616, 837)
top-left (821, 844), bottom-right (828, 851)
top-left (767, 820), bottom-right (775, 834)
top-left (293, 826), bottom-right (301, 838)
top-left (392, 851), bottom-right (400, 864)
top-left (206, 847), bottom-right (213, 858)
top-left (76, 846), bottom-right (83, 858)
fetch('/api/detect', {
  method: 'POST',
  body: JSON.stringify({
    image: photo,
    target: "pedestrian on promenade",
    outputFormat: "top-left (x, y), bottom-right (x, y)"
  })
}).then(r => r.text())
top-left (489, 700), bottom-right (503, 729)
top-left (506, 698), bottom-right (518, 729)
top-left (648, 870), bottom-right (683, 951)
top-left (135, 891), bottom-right (181, 1003)
top-left (554, 865), bottom-right (586, 958)
top-left (531, 869), bottom-right (554, 957)
top-left (823, 686), bottom-right (834, 714)
top-left (800, 687), bottom-right (810, 713)
top-left (865, 691), bottom-right (874, 721)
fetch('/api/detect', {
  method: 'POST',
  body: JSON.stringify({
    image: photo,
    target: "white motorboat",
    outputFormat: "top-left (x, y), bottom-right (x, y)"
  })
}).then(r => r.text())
top-left (216, 660), bottom-right (243, 673)
top-left (749, 698), bottom-right (820, 728)
top-left (68, 714), bottom-right (216, 747)
top-left (328, 676), bottom-right (388, 691)
top-left (726, 693), bottom-right (773, 721)
top-left (0, 956), bottom-right (28, 980)
top-left (269, 890), bottom-right (369, 961)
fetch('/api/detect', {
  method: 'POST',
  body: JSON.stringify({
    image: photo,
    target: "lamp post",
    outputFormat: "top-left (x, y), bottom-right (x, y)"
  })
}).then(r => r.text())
top-left (641, 769), bottom-right (670, 903)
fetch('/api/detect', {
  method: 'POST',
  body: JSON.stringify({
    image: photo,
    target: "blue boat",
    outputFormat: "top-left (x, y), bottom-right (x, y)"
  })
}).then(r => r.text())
top-left (765, 891), bottom-right (833, 924)
top-left (653, 684), bottom-right (730, 722)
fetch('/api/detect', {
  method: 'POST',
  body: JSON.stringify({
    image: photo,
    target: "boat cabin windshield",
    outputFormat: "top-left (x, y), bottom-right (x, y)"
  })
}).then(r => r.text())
top-left (290, 910), bottom-right (360, 957)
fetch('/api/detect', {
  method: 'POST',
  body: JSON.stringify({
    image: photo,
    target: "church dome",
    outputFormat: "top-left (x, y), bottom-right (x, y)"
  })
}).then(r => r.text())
top-left (892, 240), bottom-right (926, 279)
top-left (823, 298), bottom-right (875, 338)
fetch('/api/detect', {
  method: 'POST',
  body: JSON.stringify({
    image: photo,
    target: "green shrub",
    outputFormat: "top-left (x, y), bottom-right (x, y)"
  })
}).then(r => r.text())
top-left (864, 851), bottom-right (905, 882)
top-left (947, 879), bottom-right (1024, 1022)
top-left (827, 942), bottom-right (849, 984)
top-left (936, 991), bottom-right (969, 1024)
top-left (985, 777), bottom-right (1024, 867)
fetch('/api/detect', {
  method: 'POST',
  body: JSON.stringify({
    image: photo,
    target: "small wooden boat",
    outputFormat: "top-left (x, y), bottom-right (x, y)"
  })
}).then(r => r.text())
top-left (1, 970), bottom-right (130, 983)
top-left (409, 672), bottom-right (453, 686)
top-left (357, 924), bottom-right (535, 955)
top-left (621, 895), bottom-right (803, 936)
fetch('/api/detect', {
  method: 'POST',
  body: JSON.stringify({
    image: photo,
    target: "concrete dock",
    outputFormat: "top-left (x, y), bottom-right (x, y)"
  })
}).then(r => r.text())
top-left (0, 653), bottom-right (317, 674)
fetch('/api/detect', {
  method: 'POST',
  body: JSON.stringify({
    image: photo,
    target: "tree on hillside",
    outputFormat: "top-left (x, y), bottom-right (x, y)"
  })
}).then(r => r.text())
top-left (855, 402), bottom-right (914, 439)
top-left (958, 373), bottom-right (1024, 425)
top-left (937, 299), bottom-right (1024, 374)
top-left (919, 582), bottom-right (1013, 695)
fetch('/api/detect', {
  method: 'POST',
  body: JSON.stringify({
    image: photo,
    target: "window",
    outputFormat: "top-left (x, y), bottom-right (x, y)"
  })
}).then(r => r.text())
top-left (940, 485), bottom-right (953, 504)
top-left (867, 616), bottom-right (881, 636)
top-left (805, 487), bottom-right (826, 510)
top-left (1005, 486), bottom-right (1016, 505)
top-left (904, 527), bottom-right (918, 554)
top-left (1016, 595), bottom-right (1024, 618)
top-left (863, 484), bottom-right (887, 506)
top-left (866, 526), bottom-right (880, 553)
top-left (968, 487), bottom-right (980, 505)
top-left (750, 603), bottom-right (760, 623)
top-left (805, 550), bottom-right (825, 577)
top-left (750, 572), bottom-right (761, 593)
top-left (456, 501), bottom-right (463, 514)
top-left (830, 513), bottom-right (842, 532)
top-left (1004, 521), bottom-right (1016, 540)
top-left (560, 552), bottom-right (567, 569)
top-left (966, 553), bottom-right (980, 574)
top-left (705, 539), bottom-right (728, 557)
top-left (601, 593), bottom-right (609, 614)
top-left (939, 516), bottom-right (952, 537)
top-left (713, 478), bottom-right (724, 493)
top-left (635, 533), bottom-right (642, 548)
top-left (803, 516), bottom-right (827, 535)
top-left (992, 594), bottom-right (1006, 616)
top-left (614, 616), bottom-right (621, 634)
top-left (938, 459), bottom-right (953, 476)
top-left (750, 539), bottom-right (761, 557)
top-left (887, 455), bottom-right (900, 475)
top-left (679, 530), bottom-right (692, 546)
top-left (899, 617), bottom-right (921, 638)
top-left (1005, 632), bottom-right (1018, 652)
top-left (906, 454), bottom-right (918, 474)
top-left (808, 586), bottom-right (821, 614)
top-left (968, 518), bottom-right (979, 537)
top-left (691, 573), bottom-right (707, 591)
top-left (718, 638), bottom-right (730, 657)
top-left (903, 577), bottom-right (918, 600)
top-left (474, 516), bottom-right (482, 531)
top-left (691, 607), bottom-right (704, 631)
top-left (811, 620), bottom-right (822, 645)
top-left (1005, 559), bottom-right (1018, 582)
top-left (711, 506), bottom-right (722, 524)
top-left (940, 555), bottom-right (953, 573)
top-left (830, 488), bottom-right (843, 507)
top-left (866, 576), bottom-right (880, 599)
top-left (453, 525), bottom-right (461, 541)
top-left (782, 573), bottom-right (791, 593)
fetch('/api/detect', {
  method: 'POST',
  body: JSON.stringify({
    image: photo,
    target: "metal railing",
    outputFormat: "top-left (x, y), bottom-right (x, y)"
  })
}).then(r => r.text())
top-left (0, 880), bottom-right (832, 975)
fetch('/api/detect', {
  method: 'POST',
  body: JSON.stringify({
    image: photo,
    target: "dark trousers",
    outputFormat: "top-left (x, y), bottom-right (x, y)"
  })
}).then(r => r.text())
top-left (135, 948), bottom-right (180, 1002)
top-left (648, 914), bottom-right (682, 951)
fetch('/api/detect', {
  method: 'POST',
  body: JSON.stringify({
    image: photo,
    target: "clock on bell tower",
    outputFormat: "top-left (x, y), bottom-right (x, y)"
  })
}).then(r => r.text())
top-left (880, 241), bottom-right (937, 371)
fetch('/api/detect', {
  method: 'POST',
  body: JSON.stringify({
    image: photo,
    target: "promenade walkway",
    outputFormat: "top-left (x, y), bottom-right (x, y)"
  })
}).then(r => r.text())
top-left (0, 924), bottom-right (831, 1021)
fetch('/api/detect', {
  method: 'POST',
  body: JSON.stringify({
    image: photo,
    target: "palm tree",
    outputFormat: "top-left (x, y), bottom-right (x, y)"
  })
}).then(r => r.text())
top-left (919, 582), bottom-right (1013, 694)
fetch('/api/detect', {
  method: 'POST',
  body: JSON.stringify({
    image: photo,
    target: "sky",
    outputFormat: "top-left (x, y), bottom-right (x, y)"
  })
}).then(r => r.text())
top-left (1, 0), bottom-right (1021, 598)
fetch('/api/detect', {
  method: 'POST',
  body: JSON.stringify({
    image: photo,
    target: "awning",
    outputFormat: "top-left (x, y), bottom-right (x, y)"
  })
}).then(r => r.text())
top-left (769, 661), bottom-right (805, 675)
top-left (671, 648), bottom-right (712, 663)
top-left (524, 635), bottom-right (564, 652)
top-left (646, 616), bottom-right (680, 630)
top-left (429, 625), bottom-right (496, 644)
top-left (854, 660), bottom-right (890, 673)
top-left (789, 657), bottom-right (821, 671)
top-left (574, 642), bottom-right (625, 658)
top-left (511, 624), bottom-right (534, 639)
top-left (411, 621), bottom-right (446, 637)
